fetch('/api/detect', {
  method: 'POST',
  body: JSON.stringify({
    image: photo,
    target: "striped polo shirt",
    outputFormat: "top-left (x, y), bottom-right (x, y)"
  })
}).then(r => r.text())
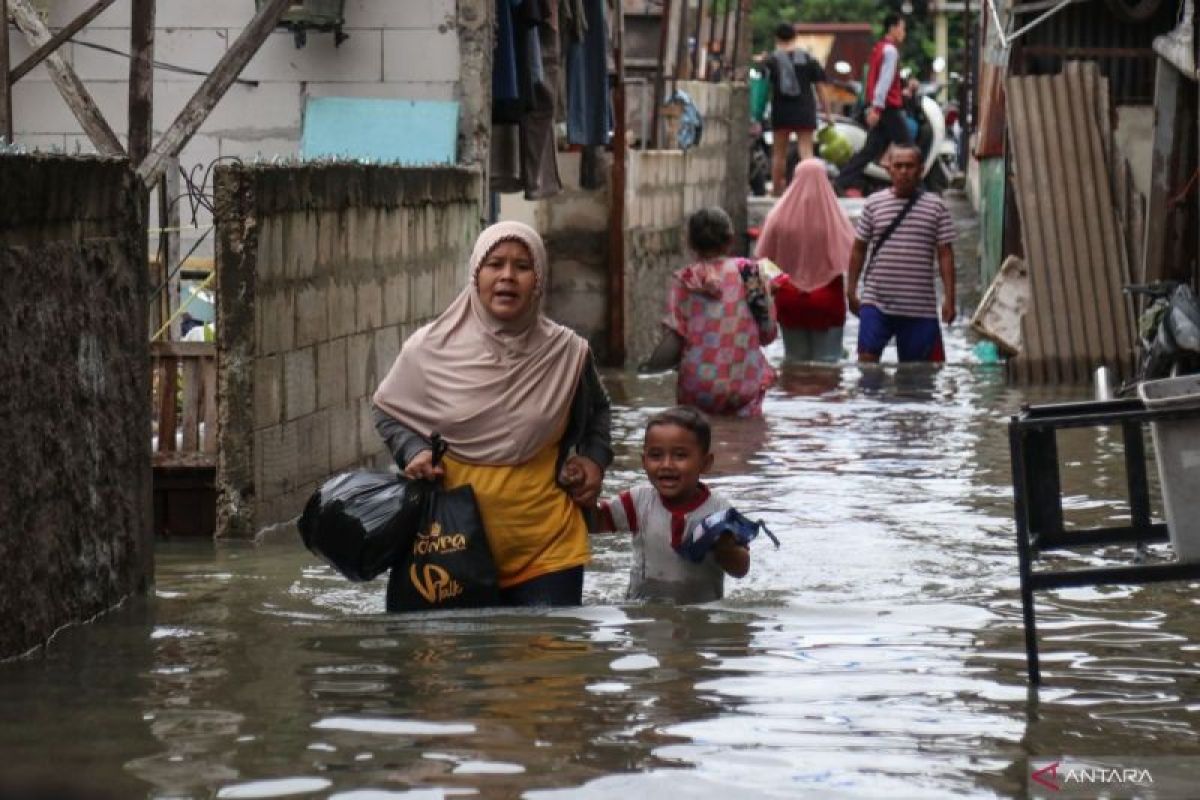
top-left (854, 188), bottom-right (957, 318)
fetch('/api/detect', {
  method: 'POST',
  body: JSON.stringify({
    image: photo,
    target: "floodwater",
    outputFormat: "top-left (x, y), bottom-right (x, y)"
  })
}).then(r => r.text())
top-left (4, 214), bottom-right (1200, 798)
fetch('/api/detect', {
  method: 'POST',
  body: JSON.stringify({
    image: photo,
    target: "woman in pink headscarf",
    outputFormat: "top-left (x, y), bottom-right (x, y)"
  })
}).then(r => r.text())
top-left (755, 158), bottom-right (855, 362)
top-left (372, 221), bottom-right (612, 608)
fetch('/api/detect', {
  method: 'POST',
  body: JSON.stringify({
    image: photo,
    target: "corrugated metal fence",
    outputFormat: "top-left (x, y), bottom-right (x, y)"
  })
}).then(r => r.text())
top-left (1006, 62), bottom-right (1136, 384)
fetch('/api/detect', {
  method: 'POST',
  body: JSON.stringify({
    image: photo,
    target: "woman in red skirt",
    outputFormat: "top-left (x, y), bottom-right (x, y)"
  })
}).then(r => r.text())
top-left (755, 159), bottom-right (855, 362)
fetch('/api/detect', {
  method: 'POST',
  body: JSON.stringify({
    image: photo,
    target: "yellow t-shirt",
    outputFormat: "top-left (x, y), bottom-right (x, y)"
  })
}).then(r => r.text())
top-left (442, 439), bottom-right (589, 589)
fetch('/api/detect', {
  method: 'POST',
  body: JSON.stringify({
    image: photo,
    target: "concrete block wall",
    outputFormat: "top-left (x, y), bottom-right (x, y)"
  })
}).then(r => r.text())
top-left (8, 0), bottom-right (488, 256)
top-left (623, 81), bottom-right (748, 365)
top-left (0, 155), bottom-right (151, 658)
top-left (214, 164), bottom-right (481, 538)
top-left (499, 150), bottom-right (612, 357)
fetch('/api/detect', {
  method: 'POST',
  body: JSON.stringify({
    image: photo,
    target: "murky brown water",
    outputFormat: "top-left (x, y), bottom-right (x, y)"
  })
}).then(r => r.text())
top-left (4, 317), bottom-right (1200, 798)
top-left (6, 181), bottom-right (1200, 800)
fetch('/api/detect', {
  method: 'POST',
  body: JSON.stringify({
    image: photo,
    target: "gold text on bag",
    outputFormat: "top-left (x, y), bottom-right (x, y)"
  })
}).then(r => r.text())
top-left (410, 563), bottom-right (465, 604)
top-left (412, 521), bottom-right (468, 557)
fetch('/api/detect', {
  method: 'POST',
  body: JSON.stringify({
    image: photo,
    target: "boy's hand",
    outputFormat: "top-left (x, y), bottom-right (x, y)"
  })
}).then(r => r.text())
top-left (559, 455), bottom-right (603, 508)
top-left (712, 532), bottom-right (750, 578)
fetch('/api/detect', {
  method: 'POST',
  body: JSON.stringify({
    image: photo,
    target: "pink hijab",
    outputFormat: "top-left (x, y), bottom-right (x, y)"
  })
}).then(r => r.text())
top-left (373, 221), bottom-right (589, 465)
top-left (755, 159), bottom-right (854, 292)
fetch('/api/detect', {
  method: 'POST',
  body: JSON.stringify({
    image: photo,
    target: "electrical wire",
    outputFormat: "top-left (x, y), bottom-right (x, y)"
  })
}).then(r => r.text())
top-left (70, 39), bottom-right (260, 87)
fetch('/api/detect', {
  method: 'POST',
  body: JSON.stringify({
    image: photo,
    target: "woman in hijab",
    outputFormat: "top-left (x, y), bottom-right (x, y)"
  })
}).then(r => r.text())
top-left (372, 221), bottom-right (613, 608)
top-left (755, 158), bottom-right (855, 362)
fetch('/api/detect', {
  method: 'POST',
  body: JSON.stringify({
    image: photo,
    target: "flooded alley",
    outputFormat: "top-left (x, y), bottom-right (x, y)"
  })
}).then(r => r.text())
top-left (3, 297), bottom-right (1199, 797)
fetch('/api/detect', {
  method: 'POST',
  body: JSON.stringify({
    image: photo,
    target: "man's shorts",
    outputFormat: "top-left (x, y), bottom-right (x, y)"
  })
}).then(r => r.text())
top-left (857, 304), bottom-right (945, 362)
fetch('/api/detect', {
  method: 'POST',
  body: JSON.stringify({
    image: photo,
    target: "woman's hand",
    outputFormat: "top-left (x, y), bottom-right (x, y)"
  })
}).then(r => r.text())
top-left (558, 454), bottom-right (603, 508)
top-left (403, 449), bottom-right (445, 481)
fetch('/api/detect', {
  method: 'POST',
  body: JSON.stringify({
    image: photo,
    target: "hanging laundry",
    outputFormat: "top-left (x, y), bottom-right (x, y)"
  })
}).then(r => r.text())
top-left (566, 0), bottom-right (611, 147)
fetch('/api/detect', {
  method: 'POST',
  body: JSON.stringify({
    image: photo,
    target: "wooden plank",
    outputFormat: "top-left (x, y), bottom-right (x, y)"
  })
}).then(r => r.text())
top-left (1143, 62), bottom-right (1182, 283)
top-left (180, 358), bottom-right (201, 451)
top-left (7, 0), bottom-right (124, 156)
top-left (10, 0), bottom-right (119, 83)
top-left (153, 452), bottom-right (217, 469)
top-left (129, 0), bottom-right (155, 165)
top-left (1, 0), bottom-right (12, 142)
top-left (201, 357), bottom-right (217, 454)
top-left (151, 340), bottom-right (216, 358)
top-left (156, 356), bottom-right (178, 452)
top-left (136, 0), bottom-right (291, 187)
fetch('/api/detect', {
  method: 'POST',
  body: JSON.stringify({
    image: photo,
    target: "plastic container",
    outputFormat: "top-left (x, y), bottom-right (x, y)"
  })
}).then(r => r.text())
top-left (1138, 374), bottom-right (1200, 562)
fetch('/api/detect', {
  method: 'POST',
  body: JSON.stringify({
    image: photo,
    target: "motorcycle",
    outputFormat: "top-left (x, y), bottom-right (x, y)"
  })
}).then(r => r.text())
top-left (818, 93), bottom-right (954, 192)
top-left (749, 119), bottom-right (771, 197)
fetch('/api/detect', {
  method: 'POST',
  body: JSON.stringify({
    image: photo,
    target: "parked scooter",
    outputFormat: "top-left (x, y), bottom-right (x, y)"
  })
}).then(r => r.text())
top-left (817, 61), bottom-right (955, 193)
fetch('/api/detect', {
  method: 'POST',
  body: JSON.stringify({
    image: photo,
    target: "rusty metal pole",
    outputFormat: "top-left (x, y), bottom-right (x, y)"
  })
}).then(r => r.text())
top-left (607, 0), bottom-right (627, 366)
top-left (650, 0), bottom-right (673, 148)
top-left (1, 0), bottom-right (12, 143)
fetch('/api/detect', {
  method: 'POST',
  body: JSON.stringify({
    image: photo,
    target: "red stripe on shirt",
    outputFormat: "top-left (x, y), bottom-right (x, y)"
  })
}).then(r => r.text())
top-left (619, 490), bottom-right (638, 535)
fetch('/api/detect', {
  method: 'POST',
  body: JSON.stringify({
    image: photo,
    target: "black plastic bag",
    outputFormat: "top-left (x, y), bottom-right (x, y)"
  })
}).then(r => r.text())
top-left (298, 471), bottom-right (427, 582)
top-left (386, 437), bottom-right (500, 612)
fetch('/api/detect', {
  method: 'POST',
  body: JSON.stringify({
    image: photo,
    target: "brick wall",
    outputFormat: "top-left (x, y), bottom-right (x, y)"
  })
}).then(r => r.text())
top-left (214, 164), bottom-right (481, 538)
top-left (0, 154), bottom-right (151, 658)
top-left (499, 83), bottom-right (749, 367)
top-left (8, 0), bottom-right (490, 255)
top-left (624, 81), bottom-right (748, 365)
top-left (500, 151), bottom-right (612, 358)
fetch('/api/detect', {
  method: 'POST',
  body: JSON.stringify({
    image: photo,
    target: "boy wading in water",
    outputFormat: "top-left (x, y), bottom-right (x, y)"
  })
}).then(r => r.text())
top-left (594, 406), bottom-right (750, 603)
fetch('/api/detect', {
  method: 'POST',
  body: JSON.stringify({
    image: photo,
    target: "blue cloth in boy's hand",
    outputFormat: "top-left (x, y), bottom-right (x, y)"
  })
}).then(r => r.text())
top-left (675, 508), bottom-right (781, 563)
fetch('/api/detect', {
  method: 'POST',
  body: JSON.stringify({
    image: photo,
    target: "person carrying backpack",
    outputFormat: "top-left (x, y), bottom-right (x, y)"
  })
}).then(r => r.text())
top-left (760, 22), bottom-right (830, 196)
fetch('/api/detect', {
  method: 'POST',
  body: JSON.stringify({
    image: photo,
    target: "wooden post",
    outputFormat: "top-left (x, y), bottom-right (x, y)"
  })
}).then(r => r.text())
top-left (159, 156), bottom-right (182, 340)
top-left (8, 0), bottom-right (124, 155)
top-left (650, 0), bottom-right (672, 148)
top-left (10, 0), bottom-right (119, 83)
top-left (129, 0), bottom-right (154, 166)
top-left (674, 0), bottom-right (689, 88)
top-left (730, 0), bottom-right (746, 81)
top-left (137, 0), bottom-right (292, 187)
top-left (607, 0), bottom-right (627, 366)
top-left (1, 0), bottom-right (12, 143)
top-left (1143, 59), bottom-right (1190, 283)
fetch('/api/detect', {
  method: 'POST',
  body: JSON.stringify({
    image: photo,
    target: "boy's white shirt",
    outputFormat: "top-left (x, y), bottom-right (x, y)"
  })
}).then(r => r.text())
top-left (603, 483), bottom-right (731, 604)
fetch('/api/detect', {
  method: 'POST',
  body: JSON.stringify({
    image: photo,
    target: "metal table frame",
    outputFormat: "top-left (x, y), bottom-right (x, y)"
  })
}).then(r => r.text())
top-left (1009, 397), bottom-right (1200, 683)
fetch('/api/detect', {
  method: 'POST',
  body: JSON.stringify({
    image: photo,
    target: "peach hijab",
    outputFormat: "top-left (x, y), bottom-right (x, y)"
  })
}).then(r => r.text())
top-left (373, 221), bottom-right (589, 465)
top-left (755, 159), bottom-right (855, 292)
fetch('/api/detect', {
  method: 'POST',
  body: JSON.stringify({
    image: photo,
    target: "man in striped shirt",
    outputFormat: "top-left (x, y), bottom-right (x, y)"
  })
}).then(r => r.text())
top-left (846, 145), bottom-right (957, 362)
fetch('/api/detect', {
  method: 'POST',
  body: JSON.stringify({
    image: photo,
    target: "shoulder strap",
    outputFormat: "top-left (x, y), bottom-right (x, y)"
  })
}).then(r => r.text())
top-left (863, 190), bottom-right (923, 281)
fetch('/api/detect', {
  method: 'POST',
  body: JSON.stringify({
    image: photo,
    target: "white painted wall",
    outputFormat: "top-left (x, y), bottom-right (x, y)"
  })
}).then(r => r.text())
top-left (8, 0), bottom-right (461, 253)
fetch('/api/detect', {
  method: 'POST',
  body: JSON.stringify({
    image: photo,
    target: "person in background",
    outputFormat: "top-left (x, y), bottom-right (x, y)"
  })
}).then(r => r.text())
top-left (834, 13), bottom-right (912, 195)
top-left (755, 158), bottom-right (854, 362)
top-left (846, 145), bottom-right (957, 362)
top-left (761, 22), bottom-right (830, 196)
top-left (594, 406), bottom-right (749, 604)
top-left (641, 207), bottom-right (778, 417)
top-left (373, 221), bottom-right (613, 608)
